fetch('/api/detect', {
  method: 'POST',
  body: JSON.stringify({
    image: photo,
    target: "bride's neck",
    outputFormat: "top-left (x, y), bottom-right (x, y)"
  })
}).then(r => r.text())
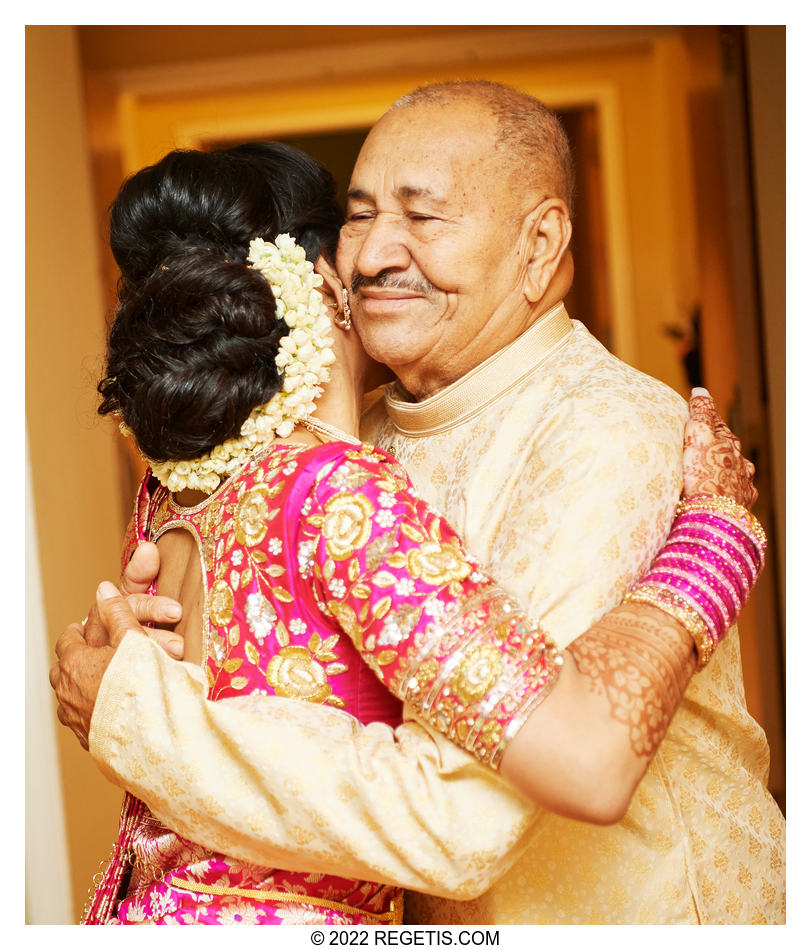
top-left (312, 341), bottom-right (367, 439)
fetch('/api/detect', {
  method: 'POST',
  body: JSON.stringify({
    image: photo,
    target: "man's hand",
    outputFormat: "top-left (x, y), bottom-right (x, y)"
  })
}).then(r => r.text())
top-left (84, 542), bottom-right (182, 657)
top-left (50, 581), bottom-right (156, 749)
top-left (683, 388), bottom-right (758, 508)
top-left (50, 541), bottom-right (183, 750)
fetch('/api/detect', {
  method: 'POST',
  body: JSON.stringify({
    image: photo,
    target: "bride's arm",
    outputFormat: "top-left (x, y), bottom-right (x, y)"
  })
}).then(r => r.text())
top-left (499, 601), bottom-right (693, 822)
top-left (307, 391), bottom-right (762, 823)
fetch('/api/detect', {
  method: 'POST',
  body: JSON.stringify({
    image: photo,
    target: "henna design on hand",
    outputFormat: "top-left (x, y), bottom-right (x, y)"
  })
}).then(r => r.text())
top-left (683, 394), bottom-right (757, 507)
top-left (567, 604), bottom-right (695, 758)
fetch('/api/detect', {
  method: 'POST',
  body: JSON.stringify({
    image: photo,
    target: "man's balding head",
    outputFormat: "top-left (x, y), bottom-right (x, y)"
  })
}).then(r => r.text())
top-left (387, 81), bottom-right (574, 214)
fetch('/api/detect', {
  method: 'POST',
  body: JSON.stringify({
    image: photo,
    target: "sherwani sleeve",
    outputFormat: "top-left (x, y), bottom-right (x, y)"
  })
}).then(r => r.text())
top-left (90, 632), bottom-right (537, 899)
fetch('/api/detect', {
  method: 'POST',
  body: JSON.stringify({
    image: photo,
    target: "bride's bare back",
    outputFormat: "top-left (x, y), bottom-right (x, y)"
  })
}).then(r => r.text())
top-left (154, 529), bottom-right (205, 668)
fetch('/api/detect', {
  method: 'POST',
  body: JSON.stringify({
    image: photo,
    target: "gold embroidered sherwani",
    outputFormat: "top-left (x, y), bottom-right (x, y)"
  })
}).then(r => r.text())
top-left (91, 306), bottom-right (785, 923)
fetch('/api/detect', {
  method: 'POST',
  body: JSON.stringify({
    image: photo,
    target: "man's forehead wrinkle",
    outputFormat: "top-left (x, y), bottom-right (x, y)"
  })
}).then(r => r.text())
top-left (397, 184), bottom-right (449, 204)
top-left (346, 180), bottom-right (451, 208)
top-left (346, 186), bottom-right (373, 203)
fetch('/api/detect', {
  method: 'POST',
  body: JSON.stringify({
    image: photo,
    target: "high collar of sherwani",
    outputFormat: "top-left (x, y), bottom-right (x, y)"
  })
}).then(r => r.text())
top-left (384, 303), bottom-right (573, 436)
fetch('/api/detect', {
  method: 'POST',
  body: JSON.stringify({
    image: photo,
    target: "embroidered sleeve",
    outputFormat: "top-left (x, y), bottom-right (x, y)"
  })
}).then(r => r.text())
top-left (296, 447), bottom-right (563, 769)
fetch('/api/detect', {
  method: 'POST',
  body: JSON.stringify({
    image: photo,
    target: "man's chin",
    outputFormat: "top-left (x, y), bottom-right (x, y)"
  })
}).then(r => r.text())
top-left (356, 335), bottom-right (426, 371)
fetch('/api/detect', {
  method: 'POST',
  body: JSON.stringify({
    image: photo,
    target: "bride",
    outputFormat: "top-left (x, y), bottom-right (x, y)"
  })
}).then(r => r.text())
top-left (69, 141), bottom-right (762, 924)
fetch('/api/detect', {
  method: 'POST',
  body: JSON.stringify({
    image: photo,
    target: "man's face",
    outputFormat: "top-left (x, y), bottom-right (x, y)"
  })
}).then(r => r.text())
top-left (337, 101), bottom-right (537, 398)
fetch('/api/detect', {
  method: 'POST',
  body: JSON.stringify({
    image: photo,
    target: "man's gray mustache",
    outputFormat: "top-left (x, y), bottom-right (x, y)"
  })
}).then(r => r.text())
top-left (350, 272), bottom-right (435, 295)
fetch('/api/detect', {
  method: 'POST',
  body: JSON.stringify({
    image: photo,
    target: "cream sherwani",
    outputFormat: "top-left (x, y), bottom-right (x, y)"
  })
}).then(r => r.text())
top-left (90, 306), bottom-right (785, 923)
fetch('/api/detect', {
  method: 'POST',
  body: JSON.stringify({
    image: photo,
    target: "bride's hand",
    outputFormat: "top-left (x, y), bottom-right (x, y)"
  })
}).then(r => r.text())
top-left (682, 388), bottom-right (757, 508)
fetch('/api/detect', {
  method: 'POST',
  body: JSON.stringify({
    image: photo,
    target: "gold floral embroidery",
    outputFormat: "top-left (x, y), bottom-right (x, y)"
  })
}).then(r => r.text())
top-left (266, 643), bottom-right (347, 708)
top-left (234, 484), bottom-right (273, 547)
top-left (321, 492), bottom-right (374, 560)
top-left (450, 644), bottom-right (503, 703)
top-left (267, 646), bottom-right (331, 703)
top-left (406, 539), bottom-right (471, 586)
top-left (326, 602), bottom-right (363, 646)
top-left (209, 580), bottom-right (234, 627)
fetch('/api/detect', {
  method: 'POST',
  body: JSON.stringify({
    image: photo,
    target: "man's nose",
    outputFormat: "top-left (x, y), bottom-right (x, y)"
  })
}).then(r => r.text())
top-left (355, 215), bottom-right (411, 276)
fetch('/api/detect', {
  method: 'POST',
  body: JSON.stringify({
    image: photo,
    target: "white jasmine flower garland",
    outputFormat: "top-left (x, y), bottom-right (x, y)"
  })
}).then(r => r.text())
top-left (139, 234), bottom-right (335, 493)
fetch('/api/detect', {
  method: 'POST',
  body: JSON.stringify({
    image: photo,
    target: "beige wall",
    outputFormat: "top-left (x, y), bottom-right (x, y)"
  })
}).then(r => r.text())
top-left (26, 26), bottom-right (128, 922)
top-left (26, 435), bottom-right (73, 923)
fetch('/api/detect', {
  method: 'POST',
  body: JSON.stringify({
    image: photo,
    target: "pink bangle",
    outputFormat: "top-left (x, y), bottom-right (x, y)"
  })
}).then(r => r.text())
top-left (678, 513), bottom-right (764, 571)
top-left (667, 525), bottom-right (757, 586)
top-left (676, 495), bottom-right (766, 546)
top-left (654, 554), bottom-right (741, 614)
top-left (624, 496), bottom-right (766, 668)
top-left (657, 542), bottom-right (746, 601)
top-left (647, 567), bottom-right (729, 632)
top-left (676, 499), bottom-right (766, 564)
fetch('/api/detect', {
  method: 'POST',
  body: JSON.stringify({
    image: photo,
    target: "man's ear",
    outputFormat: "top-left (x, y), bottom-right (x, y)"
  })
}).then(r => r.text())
top-left (314, 255), bottom-right (345, 311)
top-left (522, 199), bottom-right (573, 303)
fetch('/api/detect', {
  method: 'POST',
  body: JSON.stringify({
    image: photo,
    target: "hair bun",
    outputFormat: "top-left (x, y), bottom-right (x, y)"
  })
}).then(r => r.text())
top-left (135, 247), bottom-right (279, 342)
top-left (109, 151), bottom-right (250, 281)
top-left (100, 246), bottom-right (286, 461)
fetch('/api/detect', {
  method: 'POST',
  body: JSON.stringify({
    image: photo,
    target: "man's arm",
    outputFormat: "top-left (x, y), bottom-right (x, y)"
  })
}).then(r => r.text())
top-left (54, 557), bottom-right (538, 897)
top-left (88, 594), bottom-right (537, 899)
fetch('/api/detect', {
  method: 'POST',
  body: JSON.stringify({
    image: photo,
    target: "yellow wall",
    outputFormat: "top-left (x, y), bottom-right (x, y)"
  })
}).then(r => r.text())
top-left (26, 26), bottom-right (128, 921)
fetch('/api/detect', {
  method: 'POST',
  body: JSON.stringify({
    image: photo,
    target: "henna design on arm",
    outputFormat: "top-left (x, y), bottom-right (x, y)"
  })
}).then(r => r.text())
top-left (567, 603), bottom-right (696, 758)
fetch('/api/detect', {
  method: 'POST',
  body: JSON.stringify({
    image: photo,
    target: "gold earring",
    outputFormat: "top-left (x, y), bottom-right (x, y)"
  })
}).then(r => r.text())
top-left (334, 288), bottom-right (352, 331)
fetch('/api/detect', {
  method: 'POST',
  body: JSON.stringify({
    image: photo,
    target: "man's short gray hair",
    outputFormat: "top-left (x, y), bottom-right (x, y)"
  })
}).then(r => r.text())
top-left (389, 80), bottom-right (574, 212)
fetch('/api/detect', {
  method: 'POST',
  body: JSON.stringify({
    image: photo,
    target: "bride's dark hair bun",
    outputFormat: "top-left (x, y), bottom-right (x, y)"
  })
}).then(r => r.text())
top-left (97, 142), bottom-right (343, 462)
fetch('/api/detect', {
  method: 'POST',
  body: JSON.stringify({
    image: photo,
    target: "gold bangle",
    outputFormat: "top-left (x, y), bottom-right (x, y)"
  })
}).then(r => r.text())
top-left (676, 496), bottom-right (767, 549)
top-left (623, 585), bottom-right (714, 669)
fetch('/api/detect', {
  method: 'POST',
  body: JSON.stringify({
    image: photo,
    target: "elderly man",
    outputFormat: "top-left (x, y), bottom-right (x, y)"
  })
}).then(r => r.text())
top-left (54, 81), bottom-right (784, 923)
